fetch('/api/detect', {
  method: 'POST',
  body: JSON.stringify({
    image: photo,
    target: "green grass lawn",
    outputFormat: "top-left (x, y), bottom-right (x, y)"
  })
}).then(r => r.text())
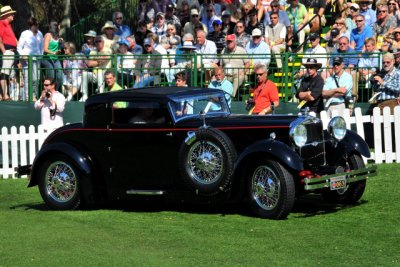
top-left (0, 164), bottom-right (399, 267)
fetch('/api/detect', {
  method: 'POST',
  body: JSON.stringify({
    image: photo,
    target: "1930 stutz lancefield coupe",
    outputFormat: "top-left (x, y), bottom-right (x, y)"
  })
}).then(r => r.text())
top-left (17, 87), bottom-right (377, 219)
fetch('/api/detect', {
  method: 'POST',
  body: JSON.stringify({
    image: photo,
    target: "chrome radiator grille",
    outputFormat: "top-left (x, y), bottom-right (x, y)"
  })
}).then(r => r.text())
top-left (298, 117), bottom-right (326, 166)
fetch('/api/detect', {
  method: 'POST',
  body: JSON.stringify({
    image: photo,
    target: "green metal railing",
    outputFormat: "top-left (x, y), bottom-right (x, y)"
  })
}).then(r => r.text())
top-left (0, 52), bottom-right (383, 103)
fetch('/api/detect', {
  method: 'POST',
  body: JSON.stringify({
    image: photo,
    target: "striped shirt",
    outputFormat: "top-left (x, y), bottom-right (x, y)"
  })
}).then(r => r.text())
top-left (378, 68), bottom-right (400, 101)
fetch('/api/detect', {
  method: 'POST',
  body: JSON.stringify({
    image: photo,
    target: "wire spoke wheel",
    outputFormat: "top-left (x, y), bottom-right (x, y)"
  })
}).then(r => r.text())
top-left (45, 161), bottom-right (77, 203)
top-left (247, 159), bottom-right (295, 219)
top-left (251, 165), bottom-right (281, 210)
top-left (38, 154), bottom-right (82, 210)
top-left (188, 140), bottom-right (223, 184)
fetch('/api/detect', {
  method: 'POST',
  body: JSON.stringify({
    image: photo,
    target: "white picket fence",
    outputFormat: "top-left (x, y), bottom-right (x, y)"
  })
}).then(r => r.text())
top-left (1, 106), bottom-right (399, 179)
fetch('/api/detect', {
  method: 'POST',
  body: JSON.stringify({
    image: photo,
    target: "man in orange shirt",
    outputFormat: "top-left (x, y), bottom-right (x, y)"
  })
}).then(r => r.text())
top-left (251, 63), bottom-right (279, 115)
top-left (0, 6), bottom-right (17, 101)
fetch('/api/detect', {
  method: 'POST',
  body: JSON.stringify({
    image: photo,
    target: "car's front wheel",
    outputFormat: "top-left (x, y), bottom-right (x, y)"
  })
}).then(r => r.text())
top-left (247, 159), bottom-right (295, 219)
top-left (38, 154), bottom-right (82, 210)
top-left (322, 154), bottom-right (366, 205)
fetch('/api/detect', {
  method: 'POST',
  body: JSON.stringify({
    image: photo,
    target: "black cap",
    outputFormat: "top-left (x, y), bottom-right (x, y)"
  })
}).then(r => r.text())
top-left (333, 56), bottom-right (343, 64)
top-left (309, 32), bottom-right (320, 40)
top-left (248, 8), bottom-right (257, 16)
top-left (167, 4), bottom-right (174, 10)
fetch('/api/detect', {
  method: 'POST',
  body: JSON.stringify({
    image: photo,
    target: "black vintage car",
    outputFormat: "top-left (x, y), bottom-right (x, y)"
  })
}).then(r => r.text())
top-left (18, 87), bottom-right (376, 219)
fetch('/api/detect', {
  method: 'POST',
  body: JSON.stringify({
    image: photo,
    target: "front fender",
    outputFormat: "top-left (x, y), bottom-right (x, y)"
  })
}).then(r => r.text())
top-left (340, 130), bottom-right (371, 158)
top-left (236, 139), bottom-right (304, 172)
top-left (29, 142), bottom-right (93, 187)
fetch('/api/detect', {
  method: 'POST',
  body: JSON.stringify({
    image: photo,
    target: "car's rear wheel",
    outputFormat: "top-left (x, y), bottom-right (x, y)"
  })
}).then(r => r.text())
top-left (247, 159), bottom-right (295, 219)
top-left (322, 154), bottom-right (366, 205)
top-left (38, 154), bottom-right (82, 210)
top-left (179, 127), bottom-right (237, 195)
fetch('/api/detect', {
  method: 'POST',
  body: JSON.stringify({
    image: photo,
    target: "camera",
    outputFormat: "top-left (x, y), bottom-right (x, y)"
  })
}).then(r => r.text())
top-left (45, 91), bottom-right (51, 98)
top-left (246, 98), bottom-right (255, 111)
top-left (328, 28), bottom-right (340, 47)
top-left (369, 71), bottom-right (385, 89)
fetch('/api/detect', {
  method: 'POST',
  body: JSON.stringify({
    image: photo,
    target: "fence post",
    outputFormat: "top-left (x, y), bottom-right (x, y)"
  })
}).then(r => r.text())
top-left (395, 106), bottom-right (400, 163)
top-left (193, 54), bottom-right (198, 86)
top-left (372, 107), bottom-right (383, 163)
top-left (28, 56), bottom-right (33, 101)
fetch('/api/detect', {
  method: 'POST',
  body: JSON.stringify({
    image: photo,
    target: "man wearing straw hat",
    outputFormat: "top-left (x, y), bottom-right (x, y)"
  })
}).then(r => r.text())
top-left (0, 5), bottom-right (17, 101)
top-left (101, 21), bottom-right (119, 53)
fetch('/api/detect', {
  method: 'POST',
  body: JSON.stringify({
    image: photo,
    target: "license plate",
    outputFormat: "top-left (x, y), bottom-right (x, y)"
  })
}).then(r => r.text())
top-left (330, 176), bottom-right (347, 190)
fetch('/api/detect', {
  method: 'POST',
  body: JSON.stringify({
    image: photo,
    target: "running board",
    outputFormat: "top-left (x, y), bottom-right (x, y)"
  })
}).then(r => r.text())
top-left (126, 189), bottom-right (166, 195)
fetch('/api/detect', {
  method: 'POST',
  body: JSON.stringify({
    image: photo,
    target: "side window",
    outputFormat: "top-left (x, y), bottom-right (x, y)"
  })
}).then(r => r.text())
top-left (112, 101), bottom-right (166, 125)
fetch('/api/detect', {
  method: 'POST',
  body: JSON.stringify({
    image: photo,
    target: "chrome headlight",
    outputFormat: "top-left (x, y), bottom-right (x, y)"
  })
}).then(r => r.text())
top-left (328, 116), bottom-right (347, 141)
top-left (290, 124), bottom-right (307, 147)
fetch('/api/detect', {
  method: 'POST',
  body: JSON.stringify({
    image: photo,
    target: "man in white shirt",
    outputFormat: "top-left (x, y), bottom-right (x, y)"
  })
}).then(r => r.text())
top-left (264, 12), bottom-right (286, 68)
top-left (195, 30), bottom-right (218, 68)
top-left (17, 17), bottom-right (44, 101)
top-left (34, 77), bottom-right (66, 132)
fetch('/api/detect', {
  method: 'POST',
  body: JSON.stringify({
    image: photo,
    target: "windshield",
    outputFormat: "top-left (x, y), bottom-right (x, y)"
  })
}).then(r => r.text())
top-left (169, 93), bottom-right (230, 122)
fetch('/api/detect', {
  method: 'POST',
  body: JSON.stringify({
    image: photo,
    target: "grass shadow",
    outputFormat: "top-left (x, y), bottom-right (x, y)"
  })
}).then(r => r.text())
top-left (291, 194), bottom-right (369, 218)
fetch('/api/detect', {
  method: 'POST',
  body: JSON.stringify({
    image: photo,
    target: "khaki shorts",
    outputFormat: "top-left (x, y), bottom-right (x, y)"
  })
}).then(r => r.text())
top-left (1, 50), bottom-right (15, 76)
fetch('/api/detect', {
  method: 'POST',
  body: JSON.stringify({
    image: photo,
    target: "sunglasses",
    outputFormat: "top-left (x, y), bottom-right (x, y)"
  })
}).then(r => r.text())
top-left (252, 36), bottom-right (261, 39)
top-left (255, 73), bottom-right (265, 76)
top-left (383, 61), bottom-right (392, 64)
top-left (144, 44), bottom-right (152, 47)
top-left (355, 20), bottom-right (364, 22)
top-left (271, 5), bottom-right (279, 7)
top-left (191, 15), bottom-right (198, 17)
top-left (350, 7), bottom-right (358, 11)
top-left (95, 40), bottom-right (103, 43)
top-left (44, 83), bottom-right (52, 86)
top-left (309, 38), bottom-right (316, 42)
top-left (377, 10), bottom-right (387, 13)
top-left (115, 17), bottom-right (123, 20)
top-left (389, 3), bottom-right (396, 5)
top-left (333, 63), bottom-right (342, 66)
top-left (339, 42), bottom-right (348, 45)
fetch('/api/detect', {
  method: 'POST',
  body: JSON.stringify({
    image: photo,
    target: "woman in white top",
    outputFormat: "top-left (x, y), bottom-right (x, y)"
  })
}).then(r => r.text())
top-left (17, 17), bottom-right (44, 101)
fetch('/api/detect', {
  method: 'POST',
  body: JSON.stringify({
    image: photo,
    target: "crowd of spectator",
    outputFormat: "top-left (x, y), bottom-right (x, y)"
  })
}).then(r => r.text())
top-left (1, 0), bottom-right (400, 115)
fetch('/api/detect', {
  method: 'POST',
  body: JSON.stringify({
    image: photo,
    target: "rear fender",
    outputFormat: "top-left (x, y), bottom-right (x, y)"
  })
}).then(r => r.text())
top-left (29, 142), bottom-right (93, 187)
top-left (235, 139), bottom-right (304, 172)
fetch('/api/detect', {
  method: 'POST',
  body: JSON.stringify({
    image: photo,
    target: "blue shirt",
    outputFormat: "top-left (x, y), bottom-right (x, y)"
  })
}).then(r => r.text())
top-left (323, 71), bottom-right (353, 104)
top-left (350, 26), bottom-right (373, 52)
top-left (115, 24), bottom-right (132, 39)
top-left (245, 41), bottom-right (271, 67)
top-left (208, 78), bottom-right (234, 108)
top-left (330, 48), bottom-right (358, 68)
top-left (263, 10), bottom-right (291, 27)
top-left (378, 68), bottom-right (400, 101)
top-left (358, 51), bottom-right (381, 71)
top-left (359, 9), bottom-right (376, 27)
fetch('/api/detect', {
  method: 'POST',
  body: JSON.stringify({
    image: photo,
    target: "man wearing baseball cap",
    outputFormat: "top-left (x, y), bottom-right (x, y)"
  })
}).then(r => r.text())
top-left (323, 56), bottom-right (353, 117)
top-left (221, 34), bottom-right (250, 97)
top-left (296, 58), bottom-right (324, 114)
top-left (245, 28), bottom-right (271, 67)
top-left (206, 19), bottom-right (225, 54)
top-left (165, 4), bottom-right (181, 34)
top-left (183, 8), bottom-right (208, 37)
top-left (0, 5), bottom-right (17, 101)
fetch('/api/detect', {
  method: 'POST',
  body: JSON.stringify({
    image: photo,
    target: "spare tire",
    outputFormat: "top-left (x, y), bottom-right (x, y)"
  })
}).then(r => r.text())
top-left (179, 127), bottom-right (237, 195)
